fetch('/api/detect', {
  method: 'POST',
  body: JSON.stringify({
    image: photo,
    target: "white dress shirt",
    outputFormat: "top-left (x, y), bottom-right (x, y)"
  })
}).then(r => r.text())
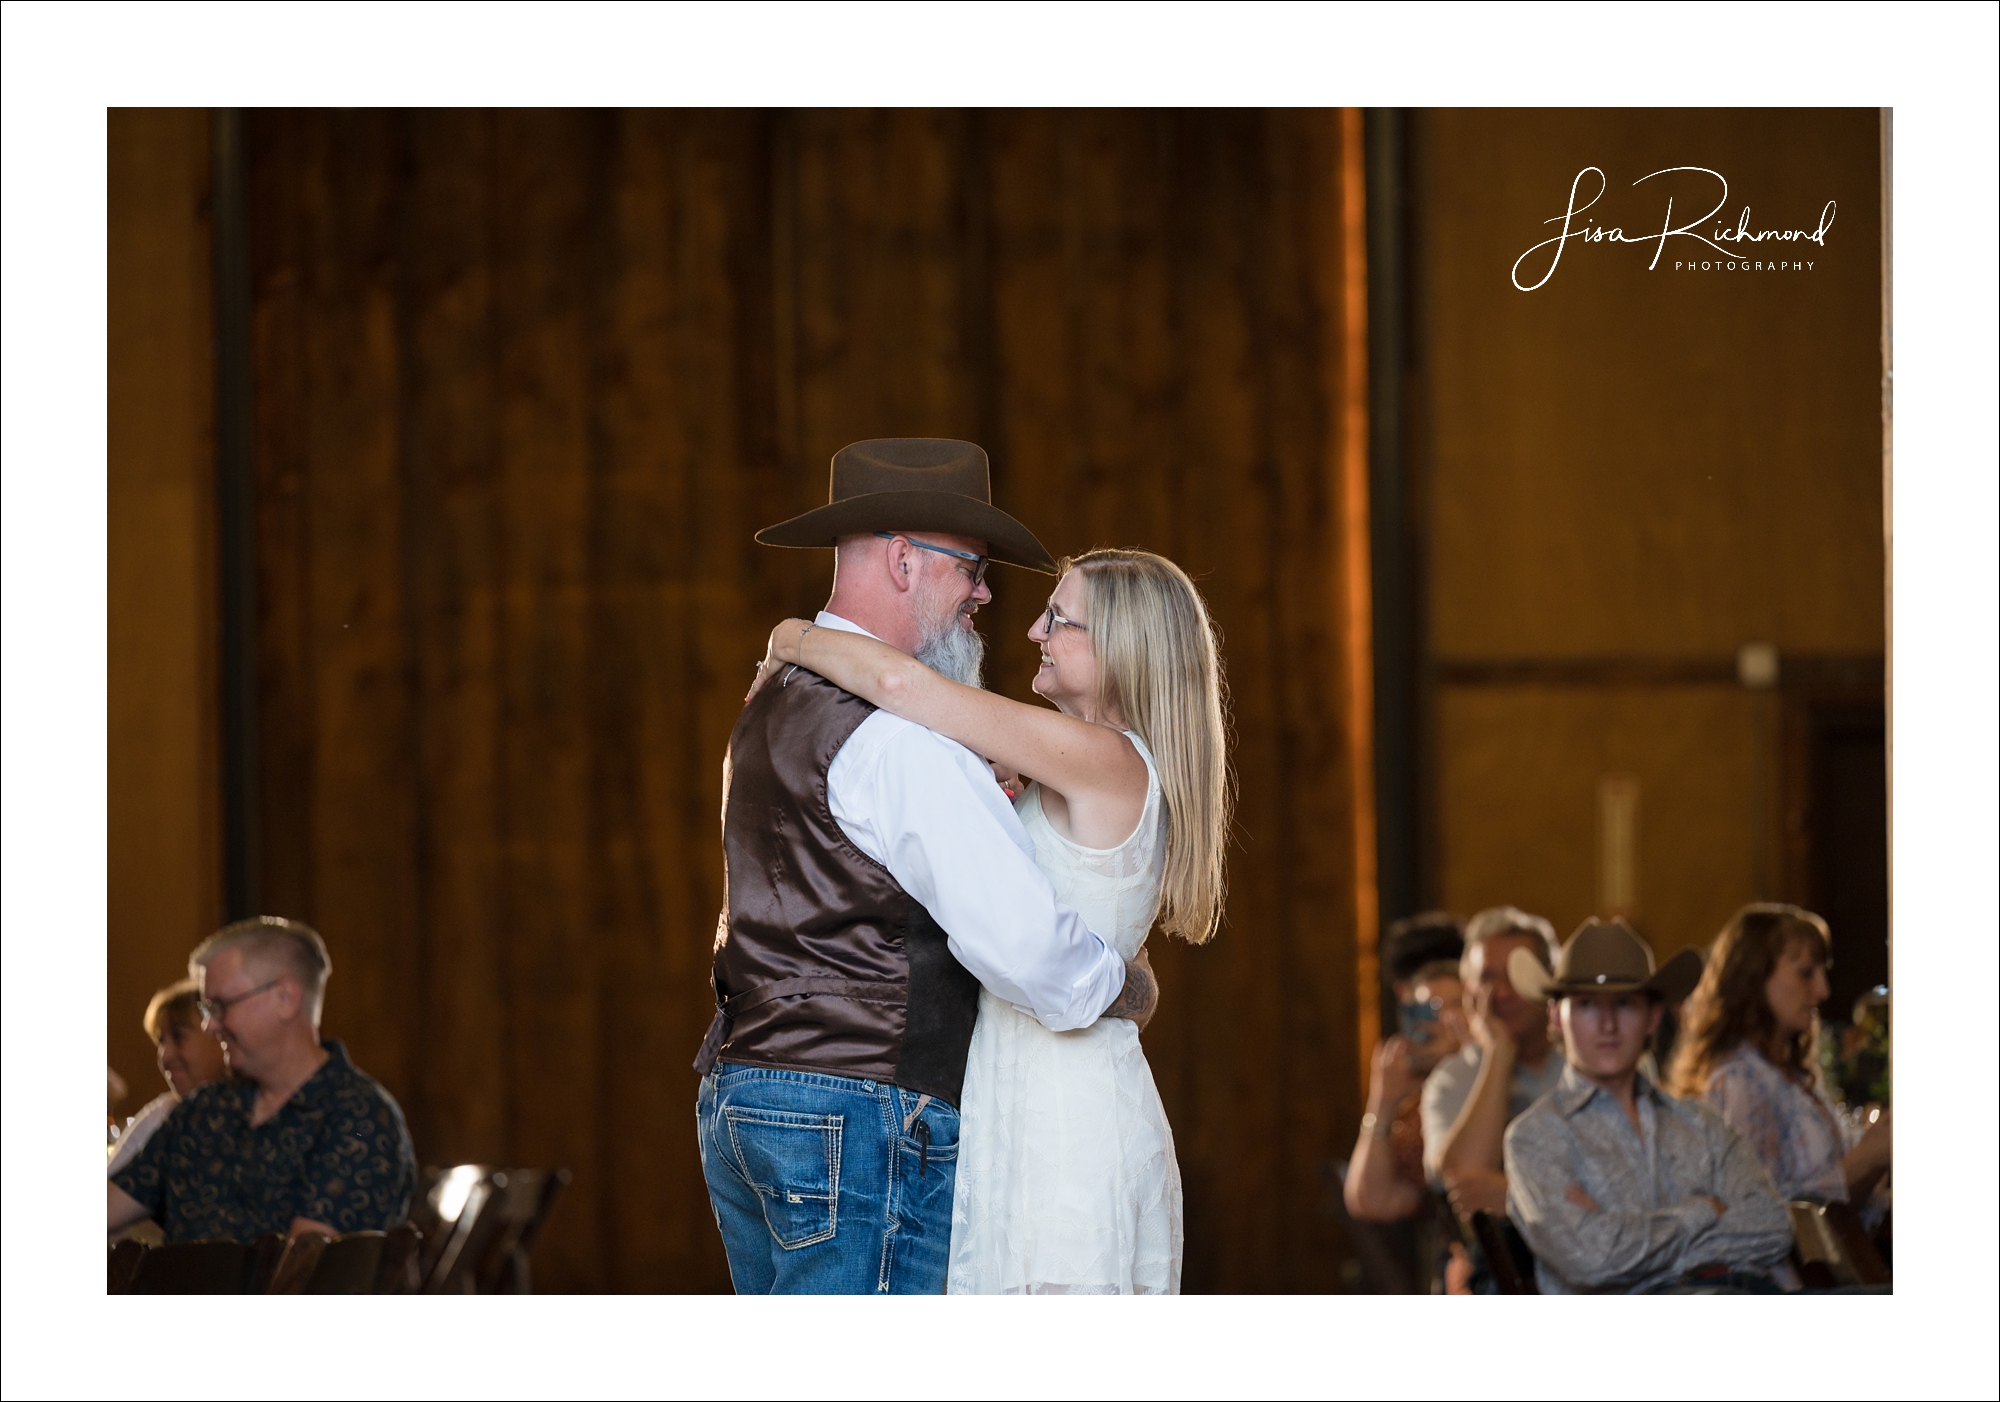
top-left (815, 611), bottom-right (1128, 1032)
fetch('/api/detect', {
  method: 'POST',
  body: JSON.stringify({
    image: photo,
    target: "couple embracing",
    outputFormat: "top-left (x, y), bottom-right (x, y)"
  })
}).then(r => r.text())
top-left (694, 438), bottom-right (1230, 1294)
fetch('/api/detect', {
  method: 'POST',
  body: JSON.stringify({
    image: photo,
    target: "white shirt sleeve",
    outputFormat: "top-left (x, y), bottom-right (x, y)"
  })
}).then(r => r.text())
top-left (817, 618), bottom-right (1127, 1031)
top-left (108, 1091), bottom-right (177, 1180)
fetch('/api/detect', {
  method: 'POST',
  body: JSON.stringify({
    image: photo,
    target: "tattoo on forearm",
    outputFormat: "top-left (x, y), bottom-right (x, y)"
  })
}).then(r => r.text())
top-left (1105, 963), bottom-right (1156, 1021)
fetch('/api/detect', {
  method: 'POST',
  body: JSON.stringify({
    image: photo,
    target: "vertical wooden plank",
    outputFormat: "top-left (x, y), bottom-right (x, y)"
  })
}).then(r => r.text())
top-left (249, 109), bottom-right (319, 928)
top-left (1333, 108), bottom-right (1381, 1111)
top-left (485, 108), bottom-right (603, 1293)
top-left (107, 107), bottom-right (223, 1099)
top-left (587, 105), bottom-right (690, 1294)
top-left (981, 105), bottom-right (1074, 673)
top-left (250, 108), bottom-right (423, 1118)
top-left (1190, 111), bottom-right (1289, 1291)
top-left (1259, 108), bottom-right (1366, 1291)
top-left (397, 107), bottom-right (509, 1167)
top-left (297, 111), bottom-right (421, 1105)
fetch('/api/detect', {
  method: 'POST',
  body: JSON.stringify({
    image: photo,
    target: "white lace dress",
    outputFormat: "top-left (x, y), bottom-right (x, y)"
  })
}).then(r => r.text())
top-left (946, 733), bottom-right (1183, 1294)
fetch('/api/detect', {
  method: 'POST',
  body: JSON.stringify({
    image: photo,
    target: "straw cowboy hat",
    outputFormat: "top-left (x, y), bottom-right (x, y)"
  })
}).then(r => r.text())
top-left (1508, 918), bottom-right (1706, 1004)
top-left (756, 438), bottom-right (1058, 573)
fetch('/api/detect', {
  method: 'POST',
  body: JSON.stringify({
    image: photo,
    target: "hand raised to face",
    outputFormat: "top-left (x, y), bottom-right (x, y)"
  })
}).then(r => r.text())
top-left (1369, 1035), bottom-right (1423, 1109)
top-left (1470, 981), bottom-right (1518, 1057)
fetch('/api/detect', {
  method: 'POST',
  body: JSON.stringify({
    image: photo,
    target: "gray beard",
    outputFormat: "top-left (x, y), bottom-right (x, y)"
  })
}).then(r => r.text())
top-left (915, 603), bottom-right (987, 689)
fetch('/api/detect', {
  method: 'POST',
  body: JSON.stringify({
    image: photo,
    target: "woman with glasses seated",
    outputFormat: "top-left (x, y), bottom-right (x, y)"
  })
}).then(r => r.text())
top-left (751, 548), bottom-right (1230, 1294)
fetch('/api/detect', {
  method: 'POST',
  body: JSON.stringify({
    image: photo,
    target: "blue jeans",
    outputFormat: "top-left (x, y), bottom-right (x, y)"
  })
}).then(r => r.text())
top-left (697, 1064), bottom-right (960, 1294)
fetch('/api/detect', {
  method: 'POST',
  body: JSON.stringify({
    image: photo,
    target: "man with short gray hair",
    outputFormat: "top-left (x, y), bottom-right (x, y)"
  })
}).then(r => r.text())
top-left (1421, 906), bottom-right (1568, 1238)
top-left (109, 916), bottom-right (416, 1243)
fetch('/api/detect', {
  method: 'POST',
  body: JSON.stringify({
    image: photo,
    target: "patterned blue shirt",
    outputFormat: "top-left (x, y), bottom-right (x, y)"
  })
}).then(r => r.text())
top-left (1504, 1064), bottom-right (1793, 1293)
top-left (111, 1039), bottom-right (415, 1243)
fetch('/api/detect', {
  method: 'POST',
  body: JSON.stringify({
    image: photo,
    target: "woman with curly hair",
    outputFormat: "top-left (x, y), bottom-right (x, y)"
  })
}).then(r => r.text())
top-left (1668, 903), bottom-right (1890, 1216)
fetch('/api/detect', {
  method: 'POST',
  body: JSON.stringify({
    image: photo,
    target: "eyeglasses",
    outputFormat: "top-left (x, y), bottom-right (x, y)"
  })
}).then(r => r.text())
top-left (197, 979), bottom-right (282, 1027)
top-left (1041, 601), bottom-right (1087, 634)
top-left (874, 532), bottom-right (989, 588)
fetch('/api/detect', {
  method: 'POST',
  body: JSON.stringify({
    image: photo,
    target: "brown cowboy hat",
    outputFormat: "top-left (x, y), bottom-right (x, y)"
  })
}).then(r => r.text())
top-left (1508, 918), bottom-right (1705, 1004)
top-left (755, 438), bottom-right (1058, 573)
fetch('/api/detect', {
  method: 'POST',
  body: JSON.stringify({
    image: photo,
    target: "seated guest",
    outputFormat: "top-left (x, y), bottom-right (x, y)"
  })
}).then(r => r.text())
top-left (1423, 906), bottom-right (1566, 1223)
top-left (108, 979), bottom-right (229, 1179)
top-left (1382, 911), bottom-right (1465, 1005)
top-left (1504, 918), bottom-right (1790, 1293)
top-left (108, 916), bottom-right (416, 1242)
top-left (1669, 903), bottom-right (1891, 1221)
top-left (1346, 958), bottom-right (1466, 1222)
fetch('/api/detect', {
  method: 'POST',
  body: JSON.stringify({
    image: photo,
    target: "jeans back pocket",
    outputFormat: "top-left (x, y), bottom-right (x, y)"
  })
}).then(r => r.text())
top-left (723, 1108), bottom-right (843, 1250)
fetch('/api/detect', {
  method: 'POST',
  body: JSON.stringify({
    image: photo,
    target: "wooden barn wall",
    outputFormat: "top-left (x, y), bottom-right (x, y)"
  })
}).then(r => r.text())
top-left (240, 109), bottom-right (1373, 1293)
top-left (107, 109), bottom-right (224, 1106)
top-left (1405, 109), bottom-right (1886, 963)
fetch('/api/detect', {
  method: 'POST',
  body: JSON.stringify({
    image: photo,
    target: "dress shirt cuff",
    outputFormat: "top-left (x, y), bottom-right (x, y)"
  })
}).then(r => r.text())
top-left (1024, 943), bottom-right (1128, 1032)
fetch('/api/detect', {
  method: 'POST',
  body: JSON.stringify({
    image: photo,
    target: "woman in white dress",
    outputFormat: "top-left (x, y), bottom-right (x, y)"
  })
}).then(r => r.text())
top-left (755, 548), bottom-right (1231, 1294)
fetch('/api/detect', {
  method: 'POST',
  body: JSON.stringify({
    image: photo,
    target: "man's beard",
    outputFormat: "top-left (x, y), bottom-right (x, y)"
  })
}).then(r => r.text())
top-left (913, 573), bottom-right (987, 689)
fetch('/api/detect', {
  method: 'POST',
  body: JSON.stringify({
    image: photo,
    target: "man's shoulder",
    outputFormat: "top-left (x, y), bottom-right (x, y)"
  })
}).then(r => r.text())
top-left (1425, 1046), bottom-right (1480, 1096)
top-left (317, 1043), bottom-right (411, 1127)
top-left (172, 1076), bottom-right (249, 1124)
top-left (1503, 1089), bottom-right (1571, 1153)
top-left (836, 705), bottom-right (986, 784)
top-left (1518, 1049), bottom-right (1567, 1093)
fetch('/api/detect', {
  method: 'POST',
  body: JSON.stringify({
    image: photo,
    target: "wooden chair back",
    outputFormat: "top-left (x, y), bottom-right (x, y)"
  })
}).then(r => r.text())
top-left (268, 1223), bottom-right (423, 1293)
top-left (108, 1238), bottom-right (147, 1294)
top-left (476, 1168), bottom-right (571, 1293)
top-left (411, 1164), bottom-right (497, 1291)
top-left (118, 1234), bottom-right (285, 1294)
top-left (1788, 1200), bottom-right (1890, 1288)
top-left (409, 1164), bottom-right (572, 1292)
top-left (1470, 1210), bottom-right (1541, 1294)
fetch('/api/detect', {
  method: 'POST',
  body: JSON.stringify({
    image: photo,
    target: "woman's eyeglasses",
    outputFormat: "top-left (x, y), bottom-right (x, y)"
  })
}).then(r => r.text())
top-left (1041, 602), bottom-right (1087, 634)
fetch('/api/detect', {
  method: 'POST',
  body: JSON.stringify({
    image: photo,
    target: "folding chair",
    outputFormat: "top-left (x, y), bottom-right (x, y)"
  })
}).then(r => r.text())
top-left (116, 1234), bottom-right (286, 1294)
top-left (108, 1238), bottom-right (147, 1294)
top-left (1789, 1200), bottom-right (1890, 1288)
top-left (268, 1223), bottom-right (424, 1294)
top-left (410, 1163), bottom-right (572, 1292)
top-left (1470, 1210), bottom-right (1541, 1294)
top-left (474, 1168), bottom-right (571, 1294)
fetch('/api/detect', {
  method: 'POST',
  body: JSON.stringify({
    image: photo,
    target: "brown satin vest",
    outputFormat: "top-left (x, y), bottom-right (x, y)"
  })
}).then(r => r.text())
top-left (694, 667), bottom-right (981, 1105)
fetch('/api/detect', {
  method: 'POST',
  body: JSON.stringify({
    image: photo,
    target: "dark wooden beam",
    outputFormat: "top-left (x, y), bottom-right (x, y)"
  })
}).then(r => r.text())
top-left (212, 108), bottom-right (259, 920)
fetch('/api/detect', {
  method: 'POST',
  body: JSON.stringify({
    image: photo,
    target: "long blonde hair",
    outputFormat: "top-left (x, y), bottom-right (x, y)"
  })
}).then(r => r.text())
top-left (1066, 549), bottom-right (1234, 944)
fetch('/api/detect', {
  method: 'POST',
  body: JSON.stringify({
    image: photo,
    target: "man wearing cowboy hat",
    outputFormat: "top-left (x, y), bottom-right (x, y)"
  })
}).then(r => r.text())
top-left (693, 438), bottom-right (1156, 1294)
top-left (1502, 918), bottom-right (1795, 1293)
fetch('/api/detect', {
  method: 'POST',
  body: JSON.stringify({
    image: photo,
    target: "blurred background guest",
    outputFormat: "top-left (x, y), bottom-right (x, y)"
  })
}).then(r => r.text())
top-left (1381, 911), bottom-right (1465, 1008)
top-left (1669, 904), bottom-right (1892, 1225)
top-left (109, 917), bottom-right (416, 1243)
top-left (1335, 915), bottom-right (1466, 1291)
top-left (108, 978), bottom-right (228, 1180)
top-left (1424, 907), bottom-right (1564, 1227)
top-left (1505, 919), bottom-right (1787, 1294)
top-left (1346, 957), bottom-right (1465, 1223)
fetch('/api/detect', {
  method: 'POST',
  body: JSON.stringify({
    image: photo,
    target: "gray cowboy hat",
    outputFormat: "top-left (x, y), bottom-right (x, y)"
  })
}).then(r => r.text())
top-left (1508, 917), bottom-right (1706, 1004)
top-left (755, 438), bottom-right (1058, 573)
